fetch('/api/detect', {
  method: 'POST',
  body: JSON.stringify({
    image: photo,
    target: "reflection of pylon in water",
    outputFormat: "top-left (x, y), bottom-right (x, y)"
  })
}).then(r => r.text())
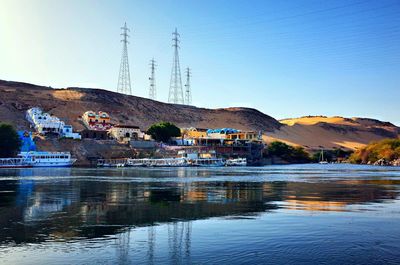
top-left (147, 226), bottom-right (156, 265)
top-left (167, 221), bottom-right (192, 263)
top-left (116, 229), bottom-right (131, 264)
top-left (185, 222), bottom-right (192, 258)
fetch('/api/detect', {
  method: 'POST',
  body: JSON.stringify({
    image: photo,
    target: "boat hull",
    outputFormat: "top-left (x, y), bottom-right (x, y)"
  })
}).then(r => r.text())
top-left (0, 165), bottom-right (33, 169)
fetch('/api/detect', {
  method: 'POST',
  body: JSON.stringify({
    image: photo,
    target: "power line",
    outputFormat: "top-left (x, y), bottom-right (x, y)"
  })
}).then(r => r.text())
top-left (168, 28), bottom-right (184, 104)
top-left (149, 58), bottom-right (157, 100)
top-left (117, 22), bottom-right (132, 95)
top-left (184, 67), bottom-right (192, 105)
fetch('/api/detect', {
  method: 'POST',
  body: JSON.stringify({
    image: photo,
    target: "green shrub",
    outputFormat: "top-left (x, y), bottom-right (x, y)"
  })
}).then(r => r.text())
top-left (147, 122), bottom-right (181, 143)
top-left (0, 123), bottom-right (21, 158)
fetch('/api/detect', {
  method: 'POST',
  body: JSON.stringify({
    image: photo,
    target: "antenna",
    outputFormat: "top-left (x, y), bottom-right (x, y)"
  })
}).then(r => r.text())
top-left (184, 67), bottom-right (192, 105)
top-left (168, 28), bottom-right (184, 104)
top-left (149, 58), bottom-right (157, 100)
top-left (117, 22), bottom-right (132, 95)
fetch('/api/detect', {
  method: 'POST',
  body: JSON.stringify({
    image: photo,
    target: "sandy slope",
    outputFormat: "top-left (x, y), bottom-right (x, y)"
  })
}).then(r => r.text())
top-left (265, 116), bottom-right (399, 150)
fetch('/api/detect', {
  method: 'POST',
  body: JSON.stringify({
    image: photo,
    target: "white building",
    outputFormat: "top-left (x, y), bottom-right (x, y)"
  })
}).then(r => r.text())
top-left (61, 125), bottom-right (81, 139)
top-left (26, 107), bottom-right (81, 139)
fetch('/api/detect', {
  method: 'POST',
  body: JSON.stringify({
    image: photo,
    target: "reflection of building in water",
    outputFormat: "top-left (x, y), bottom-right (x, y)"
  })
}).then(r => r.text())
top-left (285, 198), bottom-right (347, 212)
top-left (15, 176), bottom-right (78, 222)
top-left (180, 182), bottom-right (265, 204)
top-left (280, 182), bottom-right (399, 212)
top-left (2, 172), bottom-right (399, 247)
top-left (23, 189), bottom-right (77, 222)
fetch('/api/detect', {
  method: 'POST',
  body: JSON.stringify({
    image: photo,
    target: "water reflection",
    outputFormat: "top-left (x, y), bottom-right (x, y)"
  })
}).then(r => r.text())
top-left (0, 165), bottom-right (399, 264)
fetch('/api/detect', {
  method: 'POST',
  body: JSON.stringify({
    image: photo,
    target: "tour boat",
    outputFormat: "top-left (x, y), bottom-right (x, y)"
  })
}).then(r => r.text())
top-left (123, 151), bottom-right (226, 167)
top-left (188, 157), bottom-right (225, 167)
top-left (19, 151), bottom-right (76, 167)
top-left (0, 157), bottom-right (35, 168)
top-left (179, 150), bottom-right (225, 167)
top-left (225, 158), bottom-right (247, 166)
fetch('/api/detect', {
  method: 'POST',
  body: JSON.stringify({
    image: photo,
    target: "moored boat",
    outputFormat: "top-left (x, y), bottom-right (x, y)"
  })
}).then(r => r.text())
top-left (179, 150), bottom-right (225, 167)
top-left (19, 151), bottom-right (76, 167)
top-left (188, 158), bottom-right (225, 167)
top-left (0, 157), bottom-right (34, 168)
top-left (226, 158), bottom-right (247, 166)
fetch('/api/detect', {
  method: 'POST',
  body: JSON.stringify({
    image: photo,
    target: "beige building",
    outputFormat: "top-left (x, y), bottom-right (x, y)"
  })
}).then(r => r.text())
top-left (109, 124), bottom-right (143, 143)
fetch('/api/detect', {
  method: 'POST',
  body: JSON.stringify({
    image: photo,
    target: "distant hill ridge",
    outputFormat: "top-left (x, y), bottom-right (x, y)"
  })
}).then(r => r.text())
top-left (0, 79), bottom-right (399, 150)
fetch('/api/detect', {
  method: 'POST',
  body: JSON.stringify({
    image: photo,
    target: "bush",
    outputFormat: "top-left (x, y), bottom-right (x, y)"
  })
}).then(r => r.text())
top-left (0, 123), bottom-right (22, 158)
top-left (147, 122), bottom-right (181, 143)
top-left (264, 141), bottom-right (312, 163)
top-left (349, 139), bottom-right (400, 164)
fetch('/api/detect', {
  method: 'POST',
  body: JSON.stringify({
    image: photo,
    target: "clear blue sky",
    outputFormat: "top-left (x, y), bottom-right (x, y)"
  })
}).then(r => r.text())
top-left (1, 0), bottom-right (399, 124)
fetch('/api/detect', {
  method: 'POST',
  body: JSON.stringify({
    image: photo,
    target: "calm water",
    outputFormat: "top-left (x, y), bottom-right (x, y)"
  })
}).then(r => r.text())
top-left (0, 164), bottom-right (399, 265)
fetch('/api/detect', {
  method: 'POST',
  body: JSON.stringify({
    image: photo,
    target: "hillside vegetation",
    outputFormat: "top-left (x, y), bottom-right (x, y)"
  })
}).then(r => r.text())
top-left (349, 139), bottom-right (400, 165)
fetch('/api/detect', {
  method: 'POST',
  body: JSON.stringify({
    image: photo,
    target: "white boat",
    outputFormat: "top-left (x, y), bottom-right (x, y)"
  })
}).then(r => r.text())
top-left (19, 151), bottom-right (76, 167)
top-left (179, 150), bottom-right (225, 167)
top-left (0, 157), bottom-right (34, 168)
top-left (126, 158), bottom-right (188, 167)
top-left (124, 150), bottom-right (226, 167)
top-left (319, 149), bottom-right (328, 164)
top-left (226, 158), bottom-right (247, 166)
top-left (188, 158), bottom-right (225, 167)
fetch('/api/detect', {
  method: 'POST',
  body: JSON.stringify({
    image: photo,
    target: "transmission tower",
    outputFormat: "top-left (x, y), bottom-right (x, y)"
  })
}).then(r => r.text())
top-left (117, 22), bottom-right (132, 95)
top-left (149, 59), bottom-right (157, 100)
top-left (168, 28), bottom-right (184, 104)
top-left (184, 67), bottom-right (192, 105)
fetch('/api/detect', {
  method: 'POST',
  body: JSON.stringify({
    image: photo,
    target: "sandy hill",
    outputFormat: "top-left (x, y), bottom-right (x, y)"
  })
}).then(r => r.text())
top-left (0, 80), bottom-right (399, 151)
top-left (265, 116), bottom-right (400, 150)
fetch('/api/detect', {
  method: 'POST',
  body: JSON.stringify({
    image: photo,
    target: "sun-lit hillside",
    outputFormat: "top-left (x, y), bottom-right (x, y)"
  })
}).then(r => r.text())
top-left (265, 116), bottom-right (400, 151)
top-left (1, 80), bottom-right (399, 153)
top-left (280, 116), bottom-right (359, 126)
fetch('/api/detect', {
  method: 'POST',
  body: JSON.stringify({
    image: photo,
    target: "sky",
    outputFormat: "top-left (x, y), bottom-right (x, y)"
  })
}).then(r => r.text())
top-left (1, 0), bottom-right (399, 124)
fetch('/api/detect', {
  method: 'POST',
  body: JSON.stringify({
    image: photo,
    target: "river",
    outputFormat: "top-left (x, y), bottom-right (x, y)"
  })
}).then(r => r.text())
top-left (0, 164), bottom-right (399, 264)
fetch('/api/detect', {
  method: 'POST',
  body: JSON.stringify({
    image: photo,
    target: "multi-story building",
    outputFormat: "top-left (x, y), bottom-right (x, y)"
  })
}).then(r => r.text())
top-left (26, 107), bottom-right (81, 139)
top-left (82, 111), bottom-right (112, 130)
top-left (181, 127), bottom-right (208, 138)
top-left (226, 131), bottom-right (259, 141)
top-left (26, 107), bottom-right (65, 135)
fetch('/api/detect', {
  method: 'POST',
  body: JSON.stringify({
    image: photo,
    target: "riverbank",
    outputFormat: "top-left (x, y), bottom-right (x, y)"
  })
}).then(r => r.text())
top-left (1, 164), bottom-right (399, 264)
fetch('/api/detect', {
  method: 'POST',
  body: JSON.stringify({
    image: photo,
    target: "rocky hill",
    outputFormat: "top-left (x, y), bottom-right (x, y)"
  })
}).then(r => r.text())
top-left (1, 80), bottom-right (399, 153)
top-left (0, 80), bottom-right (280, 133)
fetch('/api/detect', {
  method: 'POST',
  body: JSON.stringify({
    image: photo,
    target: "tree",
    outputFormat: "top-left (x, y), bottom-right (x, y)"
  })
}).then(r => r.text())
top-left (264, 141), bottom-right (312, 163)
top-left (0, 123), bottom-right (21, 158)
top-left (349, 139), bottom-right (400, 164)
top-left (147, 122), bottom-right (181, 143)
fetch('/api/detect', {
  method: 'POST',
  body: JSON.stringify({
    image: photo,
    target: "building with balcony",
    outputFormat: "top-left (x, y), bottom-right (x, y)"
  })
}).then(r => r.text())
top-left (26, 107), bottom-right (80, 139)
top-left (82, 111), bottom-right (112, 130)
